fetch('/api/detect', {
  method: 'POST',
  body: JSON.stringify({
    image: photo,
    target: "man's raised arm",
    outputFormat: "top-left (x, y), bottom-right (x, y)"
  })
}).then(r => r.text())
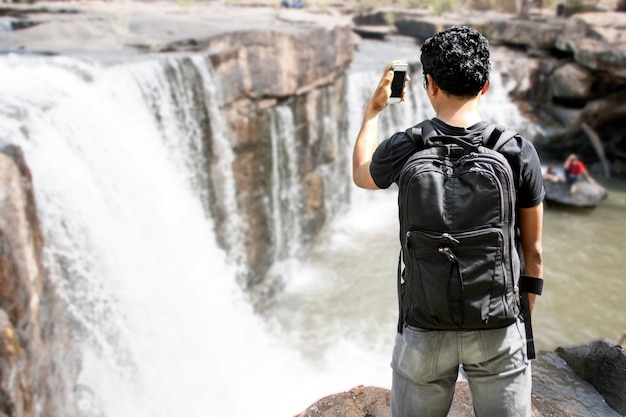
top-left (352, 62), bottom-right (408, 190)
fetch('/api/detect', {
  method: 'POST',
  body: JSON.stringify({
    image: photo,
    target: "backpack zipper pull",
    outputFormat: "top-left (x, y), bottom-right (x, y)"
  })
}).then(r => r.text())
top-left (438, 246), bottom-right (457, 263)
top-left (442, 232), bottom-right (459, 245)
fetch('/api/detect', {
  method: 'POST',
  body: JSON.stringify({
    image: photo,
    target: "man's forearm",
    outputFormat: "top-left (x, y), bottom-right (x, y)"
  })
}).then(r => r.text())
top-left (352, 109), bottom-right (380, 189)
top-left (519, 204), bottom-right (544, 315)
top-left (524, 250), bottom-right (542, 315)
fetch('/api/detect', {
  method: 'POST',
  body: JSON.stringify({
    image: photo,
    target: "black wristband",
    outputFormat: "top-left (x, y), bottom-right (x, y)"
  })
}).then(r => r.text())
top-left (519, 275), bottom-right (544, 296)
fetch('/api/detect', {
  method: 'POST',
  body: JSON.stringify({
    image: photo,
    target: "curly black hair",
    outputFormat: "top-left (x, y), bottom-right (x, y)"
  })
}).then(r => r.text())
top-left (420, 26), bottom-right (490, 98)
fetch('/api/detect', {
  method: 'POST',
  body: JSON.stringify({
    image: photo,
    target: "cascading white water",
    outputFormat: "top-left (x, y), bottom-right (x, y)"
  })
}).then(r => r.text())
top-left (0, 53), bottom-right (346, 416)
top-left (267, 105), bottom-right (303, 261)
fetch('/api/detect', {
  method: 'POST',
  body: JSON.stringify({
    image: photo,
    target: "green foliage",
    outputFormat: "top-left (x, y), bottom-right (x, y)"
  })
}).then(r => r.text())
top-left (177, 0), bottom-right (196, 8)
top-left (409, 0), bottom-right (431, 7)
top-left (176, 0), bottom-right (215, 6)
top-left (470, 0), bottom-right (495, 10)
top-left (355, 0), bottom-right (380, 11)
top-left (384, 11), bottom-right (396, 25)
top-left (428, 0), bottom-right (458, 14)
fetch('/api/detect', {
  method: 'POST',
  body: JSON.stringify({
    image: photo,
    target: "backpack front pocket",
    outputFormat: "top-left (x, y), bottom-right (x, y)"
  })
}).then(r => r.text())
top-left (404, 227), bottom-right (509, 329)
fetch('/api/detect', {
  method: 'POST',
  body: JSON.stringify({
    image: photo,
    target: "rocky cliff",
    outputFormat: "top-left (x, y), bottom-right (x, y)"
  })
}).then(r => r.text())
top-left (0, 145), bottom-right (77, 417)
top-left (202, 26), bottom-right (354, 294)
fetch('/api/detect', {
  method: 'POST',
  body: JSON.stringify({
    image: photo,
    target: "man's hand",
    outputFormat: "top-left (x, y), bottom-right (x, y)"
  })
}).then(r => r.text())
top-left (367, 61), bottom-right (410, 113)
top-left (352, 62), bottom-right (410, 189)
top-left (368, 63), bottom-right (394, 112)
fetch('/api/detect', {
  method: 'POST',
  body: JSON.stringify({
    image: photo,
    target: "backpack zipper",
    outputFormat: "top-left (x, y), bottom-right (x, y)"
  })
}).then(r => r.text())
top-left (467, 151), bottom-right (518, 312)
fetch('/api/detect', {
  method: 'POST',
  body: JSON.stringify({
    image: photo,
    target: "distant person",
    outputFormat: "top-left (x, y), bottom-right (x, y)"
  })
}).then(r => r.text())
top-left (543, 166), bottom-right (563, 183)
top-left (564, 153), bottom-right (596, 193)
top-left (281, 0), bottom-right (304, 7)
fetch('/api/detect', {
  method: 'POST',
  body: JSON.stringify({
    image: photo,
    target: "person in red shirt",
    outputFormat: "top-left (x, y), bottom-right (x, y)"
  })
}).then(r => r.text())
top-left (564, 153), bottom-right (596, 193)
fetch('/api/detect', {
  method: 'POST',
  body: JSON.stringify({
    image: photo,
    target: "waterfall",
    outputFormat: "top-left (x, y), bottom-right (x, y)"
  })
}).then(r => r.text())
top-left (262, 86), bottom-right (352, 288)
top-left (127, 55), bottom-right (246, 266)
top-left (0, 53), bottom-right (327, 417)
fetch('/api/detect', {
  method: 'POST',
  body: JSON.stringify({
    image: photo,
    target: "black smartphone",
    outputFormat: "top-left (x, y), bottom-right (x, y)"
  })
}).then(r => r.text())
top-left (389, 62), bottom-right (408, 104)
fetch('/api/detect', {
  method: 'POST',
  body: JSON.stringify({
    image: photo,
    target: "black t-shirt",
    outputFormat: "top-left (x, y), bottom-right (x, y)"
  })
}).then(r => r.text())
top-left (370, 118), bottom-right (545, 209)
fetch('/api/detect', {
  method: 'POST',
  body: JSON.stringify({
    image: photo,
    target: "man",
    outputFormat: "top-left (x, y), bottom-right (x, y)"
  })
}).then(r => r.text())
top-left (564, 153), bottom-right (596, 193)
top-left (352, 26), bottom-right (544, 416)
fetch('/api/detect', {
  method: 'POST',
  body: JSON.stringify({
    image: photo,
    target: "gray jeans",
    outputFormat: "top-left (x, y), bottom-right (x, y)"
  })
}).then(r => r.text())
top-left (390, 319), bottom-right (531, 417)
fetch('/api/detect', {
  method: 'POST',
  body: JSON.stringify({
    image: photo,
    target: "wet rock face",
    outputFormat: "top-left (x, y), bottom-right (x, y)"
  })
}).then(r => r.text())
top-left (0, 146), bottom-right (41, 417)
top-left (0, 309), bottom-right (33, 417)
top-left (204, 25), bottom-right (354, 292)
top-left (0, 145), bottom-right (78, 417)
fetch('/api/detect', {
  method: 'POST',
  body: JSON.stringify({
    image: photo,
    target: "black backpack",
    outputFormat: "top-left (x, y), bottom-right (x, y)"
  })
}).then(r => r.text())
top-left (397, 119), bottom-right (521, 332)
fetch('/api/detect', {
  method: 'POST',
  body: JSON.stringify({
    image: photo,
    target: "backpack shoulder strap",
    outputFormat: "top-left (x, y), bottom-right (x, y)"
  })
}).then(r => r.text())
top-left (405, 119), bottom-right (438, 147)
top-left (482, 123), bottom-right (518, 151)
top-left (408, 121), bottom-right (518, 151)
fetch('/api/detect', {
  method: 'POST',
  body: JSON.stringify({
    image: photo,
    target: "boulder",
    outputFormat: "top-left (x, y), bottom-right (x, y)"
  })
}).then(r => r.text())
top-left (557, 340), bottom-right (626, 415)
top-left (550, 62), bottom-right (595, 102)
top-left (294, 383), bottom-right (481, 417)
top-left (491, 17), bottom-right (565, 50)
top-left (543, 178), bottom-right (608, 208)
top-left (295, 385), bottom-right (390, 417)
top-left (393, 12), bottom-right (497, 42)
top-left (555, 12), bottom-right (626, 78)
